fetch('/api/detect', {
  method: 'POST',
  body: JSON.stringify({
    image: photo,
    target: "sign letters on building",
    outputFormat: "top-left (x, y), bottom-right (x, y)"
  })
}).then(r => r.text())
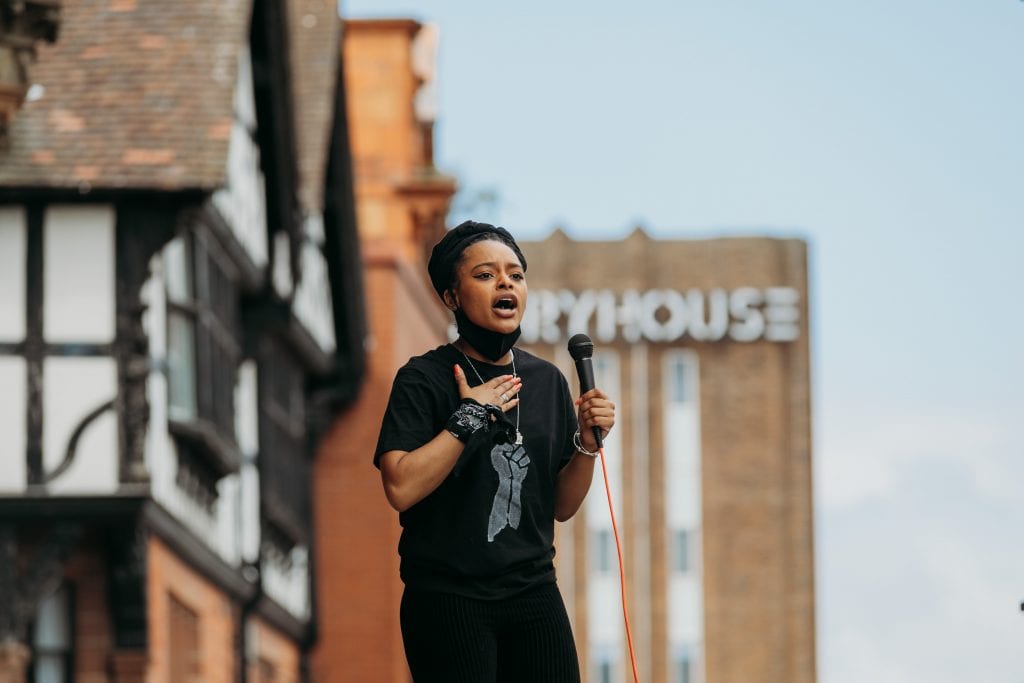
top-left (520, 287), bottom-right (801, 344)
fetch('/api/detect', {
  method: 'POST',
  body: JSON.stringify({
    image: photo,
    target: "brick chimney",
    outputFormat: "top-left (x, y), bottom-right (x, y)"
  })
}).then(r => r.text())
top-left (342, 18), bottom-right (457, 266)
top-left (0, 0), bottom-right (61, 139)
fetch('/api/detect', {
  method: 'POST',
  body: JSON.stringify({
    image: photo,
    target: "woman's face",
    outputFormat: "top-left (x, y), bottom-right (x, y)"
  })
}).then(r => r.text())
top-left (447, 239), bottom-right (527, 335)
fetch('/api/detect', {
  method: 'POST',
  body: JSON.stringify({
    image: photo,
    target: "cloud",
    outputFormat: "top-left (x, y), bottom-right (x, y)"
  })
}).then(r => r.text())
top-left (816, 406), bottom-right (1024, 683)
top-left (816, 405), bottom-right (1024, 510)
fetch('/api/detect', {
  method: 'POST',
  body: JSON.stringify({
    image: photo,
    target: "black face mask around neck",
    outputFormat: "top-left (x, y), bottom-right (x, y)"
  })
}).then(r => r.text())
top-left (454, 308), bottom-right (520, 362)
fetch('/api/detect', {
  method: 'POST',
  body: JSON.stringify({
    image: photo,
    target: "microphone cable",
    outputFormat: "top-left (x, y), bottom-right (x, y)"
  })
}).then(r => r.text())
top-left (567, 333), bottom-right (639, 681)
top-left (595, 443), bottom-right (640, 683)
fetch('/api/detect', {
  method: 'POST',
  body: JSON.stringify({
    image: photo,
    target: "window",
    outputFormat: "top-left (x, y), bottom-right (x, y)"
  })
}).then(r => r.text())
top-left (669, 356), bottom-right (691, 404)
top-left (673, 645), bottom-right (693, 683)
top-left (164, 229), bottom-right (242, 483)
top-left (592, 529), bottom-right (613, 573)
top-left (591, 645), bottom-right (616, 683)
top-left (165, 236), bottom-right (197, 421)
top-left (258, 338), bottom-right (310, 547)
top-left (675, 655), bottom-right (692, 683)
top-left (29, 584), bottom-right (74, 683)
top-left (673, 528), bottom-right (691, 573)
top-left (168, 595), bottom-right (200, 683)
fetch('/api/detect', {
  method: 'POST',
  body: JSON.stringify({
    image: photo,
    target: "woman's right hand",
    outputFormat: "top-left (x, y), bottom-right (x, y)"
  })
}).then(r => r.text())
top-left (453, 365), bottom-right (521, 413)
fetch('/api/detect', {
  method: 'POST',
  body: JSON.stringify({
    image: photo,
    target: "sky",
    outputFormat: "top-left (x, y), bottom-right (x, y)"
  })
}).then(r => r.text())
top-left (344, 1), bottom-right (1024, 681)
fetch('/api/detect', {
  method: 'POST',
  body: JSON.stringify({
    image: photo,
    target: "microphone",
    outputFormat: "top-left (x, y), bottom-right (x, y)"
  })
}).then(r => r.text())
top-left (567, 333), bottom-right (603, 449)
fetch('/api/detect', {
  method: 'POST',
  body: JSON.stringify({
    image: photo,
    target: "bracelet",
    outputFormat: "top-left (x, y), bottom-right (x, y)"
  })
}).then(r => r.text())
top-left (446, 399), bottom-right (489, 443)
top-left (573, 430), bottom-right (600, 457)
top-left (484, 403), bottom-right (517, 445)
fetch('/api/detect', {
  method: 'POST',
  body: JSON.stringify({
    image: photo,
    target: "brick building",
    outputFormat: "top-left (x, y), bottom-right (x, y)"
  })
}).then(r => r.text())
top-left (310, 14), bottom-right (815, 683)
top-left (0, 1), bottom-right (365, 681)
top-left (312, 18), bottom-right (455, 683)
top-left (518, 228), bottom-right (816, 683)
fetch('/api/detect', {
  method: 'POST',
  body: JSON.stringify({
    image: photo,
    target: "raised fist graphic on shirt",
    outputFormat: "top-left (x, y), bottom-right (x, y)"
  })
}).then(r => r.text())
top-left (487, 443), bottom-right (530, 542)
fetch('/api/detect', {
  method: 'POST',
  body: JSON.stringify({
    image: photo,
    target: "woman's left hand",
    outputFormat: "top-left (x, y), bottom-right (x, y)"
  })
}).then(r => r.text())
top-left (576, 388), bottom-right (615, 453)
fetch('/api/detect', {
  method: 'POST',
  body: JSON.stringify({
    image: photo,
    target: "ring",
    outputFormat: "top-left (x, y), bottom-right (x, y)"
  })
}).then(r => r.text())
top-left (499, 393), bottom-right (509, 403)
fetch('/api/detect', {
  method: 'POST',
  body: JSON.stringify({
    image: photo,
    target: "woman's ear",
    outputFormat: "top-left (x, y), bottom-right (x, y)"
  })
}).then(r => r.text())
top-left (442, 289), bottom-right (459, 311)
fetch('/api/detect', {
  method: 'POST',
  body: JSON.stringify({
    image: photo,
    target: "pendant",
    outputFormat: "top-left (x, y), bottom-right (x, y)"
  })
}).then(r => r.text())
top-left (515, 431), bottom-right (523, 445)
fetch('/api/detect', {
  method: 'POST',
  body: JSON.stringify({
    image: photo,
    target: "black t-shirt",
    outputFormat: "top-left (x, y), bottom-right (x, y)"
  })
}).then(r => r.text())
top-left (374, 344), bottom-right (578, 600)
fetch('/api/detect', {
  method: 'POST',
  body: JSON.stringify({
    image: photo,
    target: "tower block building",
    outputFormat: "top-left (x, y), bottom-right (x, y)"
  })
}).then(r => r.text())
top-left (519, 228), bottom-right (816, 683)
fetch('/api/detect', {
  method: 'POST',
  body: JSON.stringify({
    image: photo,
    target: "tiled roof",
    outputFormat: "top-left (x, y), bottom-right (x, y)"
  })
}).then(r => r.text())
top-left (0, 0), bottom-right (252, 191)
top-left (286, 0), bottom-right (340, 216)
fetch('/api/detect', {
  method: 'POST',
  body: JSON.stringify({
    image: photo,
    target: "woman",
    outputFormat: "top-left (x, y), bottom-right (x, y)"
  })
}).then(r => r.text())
top-left (374, 220), bottom-right (616, 682)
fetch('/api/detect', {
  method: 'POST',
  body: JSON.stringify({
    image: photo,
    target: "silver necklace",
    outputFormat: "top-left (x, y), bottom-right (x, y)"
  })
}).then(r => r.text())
top-left (457, 346), bottom-right (523, 445)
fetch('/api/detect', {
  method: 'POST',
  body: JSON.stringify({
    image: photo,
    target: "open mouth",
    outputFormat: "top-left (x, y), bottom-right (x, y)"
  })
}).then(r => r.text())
top-left (493, 297), bottom-right (517, 311)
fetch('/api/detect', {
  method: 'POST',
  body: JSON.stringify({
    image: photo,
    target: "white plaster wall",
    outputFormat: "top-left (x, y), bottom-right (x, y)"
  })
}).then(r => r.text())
top-left (262, 546), bottom-right (310, 621)
top-left (0, 207), bottom-right (26, 341)
top-left (292, 218), bottom-right (337, 353)
top-left (43, 205), bottom-right (115, 344)
top-left (215, 474), bottom-right (243, 567)
top-left (215, 360), bottom-right (261, 568)
top-left (212, 46), bottom-right (268, 269)
top-left (271, 231), bottom-right (293, 299)
top-left (235, 360), bottom-right (261, 564)
top-left (0, 358), bottom-right (27, 491)
top-left (142, 255), bottom-right (172, 492)
top-left (43, 357), bottom-right (118, 493)
top-left (158, 447), bottom-right (222, 552)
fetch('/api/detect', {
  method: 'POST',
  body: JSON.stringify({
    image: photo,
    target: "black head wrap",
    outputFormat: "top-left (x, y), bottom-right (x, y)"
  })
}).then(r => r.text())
top-left (427, 220), bottom-right (528, 300)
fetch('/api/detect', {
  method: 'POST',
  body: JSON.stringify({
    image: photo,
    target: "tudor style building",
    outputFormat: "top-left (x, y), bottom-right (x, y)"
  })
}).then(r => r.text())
top-left (0, 1), bottom-right (364, 681)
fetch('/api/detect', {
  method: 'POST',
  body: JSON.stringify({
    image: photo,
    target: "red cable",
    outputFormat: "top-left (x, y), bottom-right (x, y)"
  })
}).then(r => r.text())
top-left (596, 445), bottom-right (640, 683)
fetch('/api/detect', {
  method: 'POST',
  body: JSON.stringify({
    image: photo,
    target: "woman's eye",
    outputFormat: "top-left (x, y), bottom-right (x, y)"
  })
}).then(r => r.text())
top-left (475, 273), bottom-right (493, 280)
top-left (511, 273), bottom-right (525, 281)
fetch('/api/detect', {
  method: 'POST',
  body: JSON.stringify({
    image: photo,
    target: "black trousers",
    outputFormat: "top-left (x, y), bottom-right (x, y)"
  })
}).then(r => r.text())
top-left (400, 582), bottom-right (581, 683)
